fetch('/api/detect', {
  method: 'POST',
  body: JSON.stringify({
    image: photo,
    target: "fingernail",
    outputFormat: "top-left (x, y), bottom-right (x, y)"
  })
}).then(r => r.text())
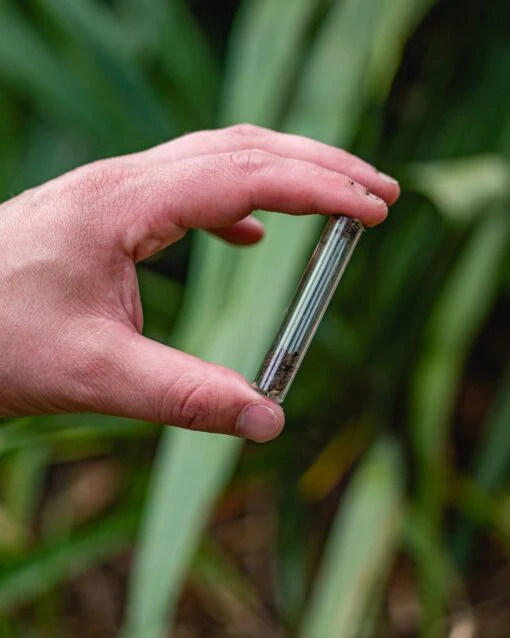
top-left (378, 171), bottom-right (399, 185)
top-left (364, 189), bottom-right (386, 206)
top-left (236, 404), bottom-right (281, 442)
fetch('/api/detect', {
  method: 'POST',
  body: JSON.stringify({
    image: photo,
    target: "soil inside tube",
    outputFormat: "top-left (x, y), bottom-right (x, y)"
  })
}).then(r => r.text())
top-left (264, 350), bottom-right (300, 397)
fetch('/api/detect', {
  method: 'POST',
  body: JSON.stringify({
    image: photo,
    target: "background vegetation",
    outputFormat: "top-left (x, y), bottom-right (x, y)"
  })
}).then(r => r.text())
top-left (0, 0), bottom-right (509, 636)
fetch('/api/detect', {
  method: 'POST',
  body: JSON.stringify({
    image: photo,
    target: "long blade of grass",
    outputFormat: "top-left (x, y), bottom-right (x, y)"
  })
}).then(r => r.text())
top-left (406, 155), bottom-right (510, 224)
top-left (220, 0), bottom-right (322, 127)
top-left (120, 0), bottom-right (219, 126)
top-left (125, 1), bottom-right (433, 635)
top-left (215, 0), bottom-right (417, 371)
top-left (403, 505), bottom-right (467, 619)
top-left (364, 0), bottom-right (438, 101)
top-left (137, 267), bottom-right (182, 343)
top-left (123, 431), bottom-right (240, 638)
top-left (2, 447), bottom-right (50, 531)
top-left (412, 211), bottom-right (510, 630)
top-left (0, 415), bottom-right (155, 457)
top-left (284, 0), bottom-right (388, 141)
top-left (37, 0), bottom-right (173, 145)
top-left (123, 0), bottom-right (327, 630)
top-left (169, 234), bottom-right (241, 356)
top-left (299, 438), bottom-right (404, 638)
top-left (174, 0), bottom-right (325, 344)
top-left (0, 2), bottom-right (107, 137)
top-left (471, 366), bottom-right (510, 499)
top-left (0, 504), bottom-right (138, 611)
top-left (453, 365), bottom-right (510, 565)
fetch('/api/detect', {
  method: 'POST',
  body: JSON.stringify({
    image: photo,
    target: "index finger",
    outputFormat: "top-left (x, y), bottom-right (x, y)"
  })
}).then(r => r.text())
top-left (132, 124), bottom-right (400, 205)
top-left (118, 149), bottom-right (388, 262)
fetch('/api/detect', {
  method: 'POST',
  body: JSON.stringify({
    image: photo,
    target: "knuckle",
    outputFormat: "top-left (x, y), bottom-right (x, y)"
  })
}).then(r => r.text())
top-left (228, 148), bottom-right (271, 177)
top-left (226, 123), bottom-right (265, 143)
top-left (68, 160), bottom-right (152, 243)
top-left (18, 161), bottom-right (142, 250)
top-left (72, 160), bottom-right (139, 206)
top-left (165, 380), bottom-right (221, 432)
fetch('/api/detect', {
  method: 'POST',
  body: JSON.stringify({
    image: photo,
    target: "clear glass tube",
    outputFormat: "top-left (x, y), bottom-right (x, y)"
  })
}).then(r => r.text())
top-left (254, 215), bottom-right (364, 403)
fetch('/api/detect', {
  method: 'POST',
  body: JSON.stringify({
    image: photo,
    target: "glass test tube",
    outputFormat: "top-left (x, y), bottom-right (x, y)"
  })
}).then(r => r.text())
top-left (254, 215), bottom-right (364, 403)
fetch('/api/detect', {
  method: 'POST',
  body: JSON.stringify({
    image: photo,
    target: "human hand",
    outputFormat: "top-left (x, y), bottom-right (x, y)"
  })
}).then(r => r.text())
top-left (0, 125), bottom-right (399, 441)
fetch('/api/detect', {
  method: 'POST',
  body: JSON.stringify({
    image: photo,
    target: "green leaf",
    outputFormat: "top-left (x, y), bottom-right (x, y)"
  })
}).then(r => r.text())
top-left (413, 214), bottom-right (510, 468)
top-left (364, 0), bottom-right (438, 101)
top-left (275, 482), bottom-right (309, 628)
top-left (120, 0), bottom-right (219, 126)
top-left (191, 539), bottom-right (260, 608)
top-left (37, 0), bottom-right (173, 145)
top-left (221, 0), bottom-right (322, 127)
top-left (403, 505), bottom-right (466, 615)
top-left (284, 0), bottom-right (389, 142)
top-left (453, 366), bottom-right (510, 564)
top-left (124, 432), bottom-right (240, 637)
top-left (2, 447), bottom-right (50, 531)
top-left (0, 2), bottom-right (107, 136)
top-left (137, 267), bottom-right (182, 343)
top-left (122, 0), bottom-right (219, 84)
top-left (406, 155), bottom-right (510, 223)
top-left (412, 212), bottom-right (510, 628)
top-left (12, 123), bottom-right (86, 192)
top-left (299, 438), bottom-right (404, 638)
top-left (472, 366), bottom-right (510, 495)
top-left (170, 233), bottom-right (242, 356)
top-left (0, 415), bottom-right (155, 458)
top-left (0, 504), bottom-right (138, 611)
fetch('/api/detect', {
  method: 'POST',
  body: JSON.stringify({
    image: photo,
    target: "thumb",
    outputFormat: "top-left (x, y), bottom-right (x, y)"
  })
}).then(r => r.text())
top-left (81, 329), bottom-right (284, 443)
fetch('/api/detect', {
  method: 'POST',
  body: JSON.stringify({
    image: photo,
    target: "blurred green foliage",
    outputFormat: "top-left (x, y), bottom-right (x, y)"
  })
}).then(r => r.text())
top-left (0, 0), bottom-right (509, 636)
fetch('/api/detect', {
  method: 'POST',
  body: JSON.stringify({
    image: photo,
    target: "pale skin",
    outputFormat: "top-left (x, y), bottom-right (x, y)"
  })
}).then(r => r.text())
top-left (0, 124), bottom-right (400, 442)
